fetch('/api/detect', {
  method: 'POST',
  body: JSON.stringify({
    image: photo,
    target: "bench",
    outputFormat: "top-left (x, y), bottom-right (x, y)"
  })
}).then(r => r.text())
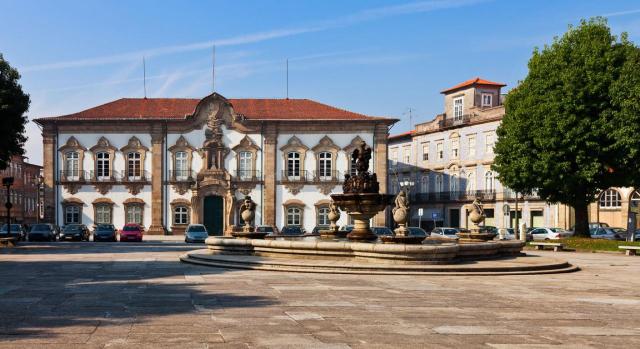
top-left (531, 242), bottom-right (563, 252)
top-left (0, 237), bottom-right (17, 248)
top-left (619, 246), bottom-right (640, 256)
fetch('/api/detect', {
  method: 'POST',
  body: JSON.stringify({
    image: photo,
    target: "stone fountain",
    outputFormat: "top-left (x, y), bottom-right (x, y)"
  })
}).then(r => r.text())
top-left (330, 141), bottom-right (394, 241)
top-left (319, 201), bottom-right (349, 239)
top-left (380, 190), bottom-right (426, 244)
top-left (231, 195), bottom-right (268, 239)
top-left (456, 197), bottom-right (497, 242)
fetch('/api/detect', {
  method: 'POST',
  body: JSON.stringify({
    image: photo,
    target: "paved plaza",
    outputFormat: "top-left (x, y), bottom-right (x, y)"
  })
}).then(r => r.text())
top-left (1, 240), bottom-right (639, 348)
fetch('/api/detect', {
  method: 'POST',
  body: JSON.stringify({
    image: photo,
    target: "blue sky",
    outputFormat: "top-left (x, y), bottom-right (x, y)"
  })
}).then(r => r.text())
top-left (2, 0), bottom-right (640, 165)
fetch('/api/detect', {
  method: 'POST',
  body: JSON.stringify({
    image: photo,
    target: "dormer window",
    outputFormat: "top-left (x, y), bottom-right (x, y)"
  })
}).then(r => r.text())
top-left (453, 97), bottom-right (463, 121)
top-left (481, 93), bottom-right (493, 107)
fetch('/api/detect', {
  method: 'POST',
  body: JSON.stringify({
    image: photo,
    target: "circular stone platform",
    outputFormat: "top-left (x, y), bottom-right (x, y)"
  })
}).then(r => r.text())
top-left (180, 237), bottom-right (579, 275)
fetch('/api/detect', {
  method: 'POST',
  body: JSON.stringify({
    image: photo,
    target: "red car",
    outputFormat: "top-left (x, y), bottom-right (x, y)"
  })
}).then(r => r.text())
top-left (119, 224), bottom-right (144, 242)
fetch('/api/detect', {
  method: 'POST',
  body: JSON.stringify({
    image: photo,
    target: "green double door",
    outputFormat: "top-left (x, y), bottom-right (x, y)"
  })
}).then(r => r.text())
top-left (203, 195), bottom-right (224, 236)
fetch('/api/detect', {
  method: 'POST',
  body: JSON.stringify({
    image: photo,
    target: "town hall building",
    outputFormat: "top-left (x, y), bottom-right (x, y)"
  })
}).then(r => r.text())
top-left (35, 94), bottom-right (395, 235)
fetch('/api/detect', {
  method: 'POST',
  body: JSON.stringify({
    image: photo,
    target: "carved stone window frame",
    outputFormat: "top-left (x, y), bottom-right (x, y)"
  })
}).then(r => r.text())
top-left (232, 135), bottom-right (261, 180)
top-left (280, 136), bottom-right (309, 181)
top-left (120, 136), bottom-right (149, 180)
top-left (92, 197), bottom-right (115, 226)
top-left (283, 198), bottom-right (306, 227)
top-left (90, 136), bottom-right (117, 182)
top-left (123, 198), bottom-right (145, 227)
top-left (312, 136), bottom-right (341, 181)
top-left (61, 197), bottom-right (84, 225)
top-left (314, 199), bottom-right (331, 228)
top-left (58, 136), bottom-right (87, 181)
top-left (170, 198), bottom-right (191, 227)
top-left (168, 136), bottom-right (196, 181)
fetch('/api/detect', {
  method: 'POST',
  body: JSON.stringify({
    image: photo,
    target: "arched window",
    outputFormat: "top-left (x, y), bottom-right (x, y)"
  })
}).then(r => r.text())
top-left (174, 206), bottom-right (189, 225)
top-left (287, 152), bottom-right (301, 180)
top-left (127, 152), bottom-right (142, 180)
top-left (485, 171), bottom-right (495, 192)
top-left (126, 205), bottom-right (143, 225)
top-left (238, 151), bottom-right (253, 179)
top-left (435, 174), bottom-right (443, 193)
top-left (95, 205), bottom-right (111, 224)
top-left (287, 207), bottom-right (302, 226)
top-left (599, 189), bottom-right (621, 208)
top-left (65, 206), bottom-right (80, 224)
top-left (96, 152), bottom-right (110, 180)
top-left (317, 206), bottom-right (330, 226)
top-left (318, 152), bottom-right (332, 180)
top-left (175, 151), bottom-right (188, 180)
top-left (420, 176), bottom-right (429, 193)
top-left (466, 171), bottom-right (476, 194)
top-left (450, 174), bottom-right (458, 196)
top-left (65, 151), bottom-right (80, 180)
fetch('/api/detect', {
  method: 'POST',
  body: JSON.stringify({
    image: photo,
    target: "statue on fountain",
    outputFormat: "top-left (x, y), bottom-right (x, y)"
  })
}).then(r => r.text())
top-left (456, 197), bottom-right (496, 242)
top-left (379, 190), bottom-right (425, 244)
top-left (232, 195), bottom-right (267, 239)
top-left (319, 200), bottom-right (349, 239)
top-left (343, 141), bottom-right (379, 194)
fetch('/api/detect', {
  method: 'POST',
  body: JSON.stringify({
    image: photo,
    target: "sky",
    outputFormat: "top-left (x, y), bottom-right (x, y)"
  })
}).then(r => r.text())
top-left (2, 0), bottom-right (640, 166)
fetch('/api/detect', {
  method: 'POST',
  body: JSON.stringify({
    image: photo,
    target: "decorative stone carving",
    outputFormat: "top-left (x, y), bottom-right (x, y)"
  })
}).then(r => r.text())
top-left (125, 182), bottom-right (145, 195)
top-left (63, 183), bottom-right (82, 195)
top-left (342, 141), bottom-right (379, 194)
top-left (235, 182), bottom-right (257, 196)
top-left (316, 182), bottom-right (336, 196)
top-left (94, 183), bottom-right (113, 195)
top-left (172, 182), bottom-right (192, 195)
top-left (328, 201), bottom-right (341, 232)
top-left (240, 196), bottom-right (256, 231)
top-left (168, 135), bottom-right (196, 181)
top-left (232, 135), bottom-right (261, 179)
top-left (285, 182), bottom-right (305, 195)
top-left (392, 191), bottom-right (410, 236)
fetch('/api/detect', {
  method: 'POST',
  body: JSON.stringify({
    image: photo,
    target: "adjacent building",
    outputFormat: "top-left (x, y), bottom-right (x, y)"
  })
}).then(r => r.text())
top-left (388, 78), bottom-right (572, 231)
top-left (35, 94), bottom-right (395, 234)
top-left (0, 156), bottom-right (43, 225)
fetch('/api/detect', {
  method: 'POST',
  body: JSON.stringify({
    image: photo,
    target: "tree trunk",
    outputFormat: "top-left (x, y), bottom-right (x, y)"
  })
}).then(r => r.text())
top-left (573, 201), bottom-right (590, 237)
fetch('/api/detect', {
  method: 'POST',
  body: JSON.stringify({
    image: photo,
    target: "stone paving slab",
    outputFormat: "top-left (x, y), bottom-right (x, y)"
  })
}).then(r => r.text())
top-left (1, 241), bottom-right (640, 348)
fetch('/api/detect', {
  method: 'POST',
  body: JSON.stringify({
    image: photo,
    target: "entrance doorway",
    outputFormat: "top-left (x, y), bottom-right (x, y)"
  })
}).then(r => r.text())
top-left (203, 195), bottom-right (224, 235)
top-left (449, 209), bottom-right (460, 228)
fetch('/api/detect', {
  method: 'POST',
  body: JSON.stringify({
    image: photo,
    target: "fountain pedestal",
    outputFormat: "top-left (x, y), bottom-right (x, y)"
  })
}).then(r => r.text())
top-left (330, 193), bottom-right (393, 242)
top-left (457, 198), bottom-right (496, 243)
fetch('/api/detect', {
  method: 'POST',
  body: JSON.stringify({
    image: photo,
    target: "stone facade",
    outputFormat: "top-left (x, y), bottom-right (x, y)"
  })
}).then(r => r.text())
top-left (0, 156), bottom-right (43, 224)
top-left (35, 94), bottom-right (395, 234)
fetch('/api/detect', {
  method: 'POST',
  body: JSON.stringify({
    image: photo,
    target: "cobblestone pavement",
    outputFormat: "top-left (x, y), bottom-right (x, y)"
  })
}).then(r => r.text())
top-left (1, 241), bottom-right (639, 348)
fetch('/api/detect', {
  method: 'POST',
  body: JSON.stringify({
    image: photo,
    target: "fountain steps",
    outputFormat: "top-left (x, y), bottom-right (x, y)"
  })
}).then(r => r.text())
top-left (181, 250), bottom-right (579, 275)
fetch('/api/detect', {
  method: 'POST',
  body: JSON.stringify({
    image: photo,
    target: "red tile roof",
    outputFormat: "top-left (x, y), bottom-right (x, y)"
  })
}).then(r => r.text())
top-left (35, 97), bottom-right (390, 122)
top-left (441, 77), bottom-right (506, 94)
top-left (388, 130), bottom-right (414, 140)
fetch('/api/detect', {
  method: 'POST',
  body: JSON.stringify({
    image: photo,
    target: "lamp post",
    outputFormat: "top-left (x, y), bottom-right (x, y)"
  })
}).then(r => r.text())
top-left (3, 177), bottom-right (14, 239)
top-left (400, 178), bottom-right (415, 226)
top-left (35, 175), bottom-right (44, 224)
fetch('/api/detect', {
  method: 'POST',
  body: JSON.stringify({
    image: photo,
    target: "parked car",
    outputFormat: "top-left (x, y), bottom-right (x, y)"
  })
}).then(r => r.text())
top-left (255, 225), bottom-right (278, 235)
top-left (94, 224), bottom-right (117, 242)
top-left (480, 226), bottom-right (498, 235)
top-left (407, 227), bottom-right (429, 237)
top-left (28, 224), bottom-right (57, 241)
top-left (60, 224), bottom-right (90, 241)
top-left (590, 227), bottom-right (627, 241)
top-left (431, 227), bottom-right (460, 240)
top-left (529, 227), bottom-right (572, 241)
top-left (185, 224), bottom-right (209, 243)
top-left (570, 222), bottom-right (610, 232)
top-left (0, 224), bottom-right (27, 241)
top-left (280, 226), bottom-right (304, 236)
top-left (372, 226), bottom-right (393, 236)
top-left (119, 224), bottom-right (144, 242)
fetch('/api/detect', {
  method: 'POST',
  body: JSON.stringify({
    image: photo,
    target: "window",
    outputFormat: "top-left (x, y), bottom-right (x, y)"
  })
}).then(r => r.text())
top-left (317, 206), bottom-right (330, 226)
top-left (96, 152), bottom-right (110, 180)
top-left (287, 152), bottom-right (301, 179)
top-left (391, 149), bottom-right (398, 166)
top-left (65, 151), bottom-right (80, 180)
top-left (451, 139), bottom-right (459, 159)
top-left (485, 133), bottom-right (494, 154)
top-left (481, 93), bottom-right (493, 107)
top-left (318, 152), bottom-right (332, 180)
top-left (287, 207), bottom-right (302, 226)
top-left (95, 205), bottom-right (111, 224)
top-left (174, 206), bottom-right (189, 225)
top-left (466, 171), bottom-right (476, 194)
top-left (599, 189), bottom-right (621, 208)
top-left (175, 151), bottom-right (188, 180)
top-left (420, 176), bottom-right (429, 193)
top-left (126, 205), bottom-right (143, 225)
top-left (65, 206), bottom-right (80, 224)
top-left (127, 152), bottom-right (142, 180)
top-left (485, 171), bottom-right (495, 192)
top-left (403, 147), bottom-right (411, 164)
top-left (468, 135), bottom-right (476, 158)
top-left (453, 97), bottom-right (464, 121)
top-left (437, 142), bottom-right (444, 160)
top-left (435, 174), bottom-right (443, 193)
top-left (421, 143), bottom-right (429, 161)
top-left (350, 156), bottom-right (357, 176)
top-left (450, 174), bottom-right (458, 193)
top-left (238, 151), bottom-right (253, 179)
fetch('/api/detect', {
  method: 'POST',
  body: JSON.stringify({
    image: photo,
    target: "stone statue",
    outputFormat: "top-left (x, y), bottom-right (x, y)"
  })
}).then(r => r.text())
top-left (328, 201), bottom-right (341, 232)
top-left (392, 190), bottom-right (410, 236)
top-left (469, 197), bottom-right (486, 227)
top-left (343, 141), bottom-right (379, 194)
top-left (352, 141), bottom-right (372, 174)
top-left (240, 195), bottom-right (256, 231)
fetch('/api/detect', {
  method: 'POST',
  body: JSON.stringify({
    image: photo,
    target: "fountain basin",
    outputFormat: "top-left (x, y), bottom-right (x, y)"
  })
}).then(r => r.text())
top-left (330, 193), bottom-right (394, 241)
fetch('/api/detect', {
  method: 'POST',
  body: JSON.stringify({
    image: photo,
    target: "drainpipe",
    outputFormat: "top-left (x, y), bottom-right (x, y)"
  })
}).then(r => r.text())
top-left (163, 123), bottom-right (168, 234)
top-left (260, 122), bottom-right (264, 225)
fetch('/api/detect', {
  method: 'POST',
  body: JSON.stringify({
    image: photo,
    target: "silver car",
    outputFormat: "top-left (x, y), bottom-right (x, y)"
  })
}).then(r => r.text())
top-left (529, 227), bottom-right (572, 241)
top-left (184, 224), bottom-right (209, 243)
top-left (430, 227), bottom-right (460, 240)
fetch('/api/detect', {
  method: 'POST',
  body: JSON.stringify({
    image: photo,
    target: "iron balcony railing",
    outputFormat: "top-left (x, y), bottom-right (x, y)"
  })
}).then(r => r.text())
top-left (438, 114), bottom-right (472, 128)
top-left (59, 170), bottom-right (150, 183)
top-left (169, 170), bottom-right (197, 182)
top-left (312, 170), bottom-right (342, 182)
top-left (411, 190), bottom-right (497, 203)
top-left (232, 170), bottom-right (262, 181)
top-left (281, 170), bottom-right (310, 182)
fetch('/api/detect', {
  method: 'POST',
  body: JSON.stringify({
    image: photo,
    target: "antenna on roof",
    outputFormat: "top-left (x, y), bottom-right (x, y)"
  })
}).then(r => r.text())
top-left (212, 45), bottom-right (216, 93)
top-left (403, 107), bottom-right (415, 130)
top-left (286, 58), bottom-right (289, 100)
top-left (143, 56), bottom-right (147, 99)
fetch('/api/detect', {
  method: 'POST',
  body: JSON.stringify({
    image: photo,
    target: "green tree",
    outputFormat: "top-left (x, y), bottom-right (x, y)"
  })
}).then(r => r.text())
top-left (0, 53), bottom-right (30, 170)
top-left (493, 18), bottom-right (640, 237)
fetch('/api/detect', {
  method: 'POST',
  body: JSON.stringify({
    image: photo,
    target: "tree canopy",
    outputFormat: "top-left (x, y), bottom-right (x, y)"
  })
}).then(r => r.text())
top-left (492, 18), bottom-right (640, 237)
top-left (0, 53), bottom-right (30, 170)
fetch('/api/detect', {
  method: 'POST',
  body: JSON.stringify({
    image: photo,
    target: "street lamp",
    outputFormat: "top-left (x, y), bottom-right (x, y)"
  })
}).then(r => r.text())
top-left (3, 177), bottom-right (14, 239)
top-left (35, 175), bottom-right (44, 224)
top-left (399, 178), bottom-right (415, 225)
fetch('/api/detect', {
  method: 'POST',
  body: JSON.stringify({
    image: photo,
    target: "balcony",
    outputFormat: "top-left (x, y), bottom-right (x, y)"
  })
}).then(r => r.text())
top-left (169, 170), bottom-right (197, 183)
top-left (58, 170), bottom-right (151, 184)
top-left (281, 170), bottom-right (310, 182)
top-left (232, 170), bottom-right (262, 182)
top-left (438, 114), bottom-right (471, 129)
top-left (312, 170), bottom-right (342, 183)
top-left (411, 190), bottom-right (497, 203)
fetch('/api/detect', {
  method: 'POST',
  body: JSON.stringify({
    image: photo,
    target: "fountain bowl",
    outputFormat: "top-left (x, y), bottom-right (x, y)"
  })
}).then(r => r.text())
top-left (330, 193), bottom-right (395, 241)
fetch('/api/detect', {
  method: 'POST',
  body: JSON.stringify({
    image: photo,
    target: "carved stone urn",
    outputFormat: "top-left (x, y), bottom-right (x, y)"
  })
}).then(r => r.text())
top-left (320, 201), bottom-right (349, 239)
top-left (231, 196), bottom-right (267, 239)
top-left (457, 198), bottom-right (496, 243)
top-left (380, 190), bottom-right (425, 244)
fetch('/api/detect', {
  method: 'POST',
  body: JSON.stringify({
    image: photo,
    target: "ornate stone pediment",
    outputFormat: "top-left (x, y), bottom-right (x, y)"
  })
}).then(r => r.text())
top-left (316, 182), bottom-right (337, 196)
top-left (312, 135), bottom-right (340, 153)
top-left (120, 136), bottom-right (149, 153)
top-left (232, 135), bottom-right (260, 153)
top-left (94, 183), bottom-right (112, 195)
top-left (125, 182), bottom-right (145, 195)
top-left (58, 136), bottom-right (86, 152)
top-left (169, 135), bottom-right (195, 153)
top-left (63, 183), bottom-right (82, 195)
top-left (172, 182), bottom-right (192, 195)
top-left (285, 182), bottom-right (305, 195)
top-left (90, 136), bottom-right (117, 153)
top-left (343, 136), bottom-right (365, 154)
